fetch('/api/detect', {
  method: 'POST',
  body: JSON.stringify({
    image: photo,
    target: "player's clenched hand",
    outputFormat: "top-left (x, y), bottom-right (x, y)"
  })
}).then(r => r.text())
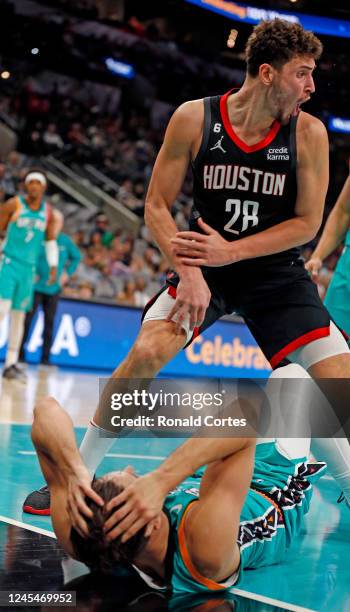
top-left (166, 267), bottom-right (211, 332)
top-left (103, 472), bottom-right (168, 543)
top-left (66, 466), bottom-right (104, 538)
top-left (305, 257), bottom-right (322, 281)
top-left (171, 218), bottom-right (234, 267)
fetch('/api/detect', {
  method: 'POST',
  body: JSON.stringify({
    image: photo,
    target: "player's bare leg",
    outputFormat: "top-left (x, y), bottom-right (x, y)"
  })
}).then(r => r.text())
top-left (93, 320), bottom-right (187, 426)
top-left (308, 352), bottom-right (350, 378)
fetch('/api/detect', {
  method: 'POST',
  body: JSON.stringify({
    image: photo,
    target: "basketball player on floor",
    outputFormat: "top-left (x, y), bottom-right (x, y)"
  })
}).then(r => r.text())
top-left (23, 19), bottom-right (350, 518)
top-left (31, 394), bottom-right (349, 595)
top-left (0, 171), bottom-right (58, 381)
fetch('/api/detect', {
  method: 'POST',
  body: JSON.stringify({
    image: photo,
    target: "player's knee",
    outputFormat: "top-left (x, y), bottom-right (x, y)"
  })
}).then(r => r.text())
top-left (34, 396), bottom-right (56, 416)
top-left (129, 337), bottom-right (166, 370)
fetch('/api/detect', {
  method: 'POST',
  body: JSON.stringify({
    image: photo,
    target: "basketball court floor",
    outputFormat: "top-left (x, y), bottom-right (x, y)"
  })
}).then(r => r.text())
top-left (0, 366), bottom-right (349, 611)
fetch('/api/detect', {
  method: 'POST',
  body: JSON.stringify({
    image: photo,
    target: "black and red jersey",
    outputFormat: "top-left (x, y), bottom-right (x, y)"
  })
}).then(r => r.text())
top-left (190, 90), bottom-right (299, 264)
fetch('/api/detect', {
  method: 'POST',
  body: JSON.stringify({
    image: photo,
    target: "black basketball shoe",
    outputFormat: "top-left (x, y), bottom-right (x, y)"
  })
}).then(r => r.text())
top-left (2, 364), bottom-right (27, 382)
top-left (23, 485), bottom-right (51, 515)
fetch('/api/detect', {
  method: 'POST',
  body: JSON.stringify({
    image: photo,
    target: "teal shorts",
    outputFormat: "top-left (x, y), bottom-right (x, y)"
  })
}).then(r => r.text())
top-left (0, 254), bottom-right (35, 312)
top-left (324, 246), bottom-right (350, 336)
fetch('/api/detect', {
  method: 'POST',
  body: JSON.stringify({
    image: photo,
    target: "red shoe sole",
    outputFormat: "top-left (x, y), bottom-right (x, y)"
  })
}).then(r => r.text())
top-left (23, 505), bottom-right (51, 516)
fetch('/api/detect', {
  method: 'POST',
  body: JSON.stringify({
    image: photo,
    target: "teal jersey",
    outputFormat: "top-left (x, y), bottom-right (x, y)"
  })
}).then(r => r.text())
top-left (156, 442), bottom-right (326, 594)
top-left (3, 196), bottom-right (49, 266)
top-left (345, 228), bottom-right (350, 247)
top-left (324, 236), bottom-right (350, 335)
top-left (35, 232), bottom-right (82, 295)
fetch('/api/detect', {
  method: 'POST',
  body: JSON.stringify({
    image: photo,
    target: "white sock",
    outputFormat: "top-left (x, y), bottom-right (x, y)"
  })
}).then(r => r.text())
top-left (79, 421), bottom-right (117, 477)
top-left (5, 310), bottom-right (25, 367)
top-left (311, 437), bottom-right (350, 503)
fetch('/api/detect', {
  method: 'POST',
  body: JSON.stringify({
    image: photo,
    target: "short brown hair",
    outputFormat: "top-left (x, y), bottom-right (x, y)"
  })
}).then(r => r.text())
top-left (70, 477), bottom-right (149, 573)
top-left (245, 19), bottom-right (323, 77)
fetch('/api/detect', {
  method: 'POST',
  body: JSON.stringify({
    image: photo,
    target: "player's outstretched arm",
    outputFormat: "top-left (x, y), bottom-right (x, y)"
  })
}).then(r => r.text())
top-left (306, 174), bottom-right (350, 280)
top-left (104, 434), bottom-right (256, 544)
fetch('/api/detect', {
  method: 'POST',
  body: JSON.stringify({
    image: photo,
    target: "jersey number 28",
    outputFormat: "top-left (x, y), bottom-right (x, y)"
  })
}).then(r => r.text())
top-left (224, 199), bottom-right (259, 235)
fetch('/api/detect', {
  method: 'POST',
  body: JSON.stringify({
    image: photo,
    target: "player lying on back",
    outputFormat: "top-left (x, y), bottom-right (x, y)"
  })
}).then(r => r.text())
top-left (31, 395), bottom-right (333, 594)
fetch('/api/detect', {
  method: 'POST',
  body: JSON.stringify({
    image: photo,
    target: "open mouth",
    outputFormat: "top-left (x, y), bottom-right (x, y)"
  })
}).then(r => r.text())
top-left (293, 96), bottom-right (311, 115)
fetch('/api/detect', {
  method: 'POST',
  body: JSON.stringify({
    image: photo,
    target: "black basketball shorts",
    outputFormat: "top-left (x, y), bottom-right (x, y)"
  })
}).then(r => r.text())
top-left (142, 258), bottom-right (332, 369)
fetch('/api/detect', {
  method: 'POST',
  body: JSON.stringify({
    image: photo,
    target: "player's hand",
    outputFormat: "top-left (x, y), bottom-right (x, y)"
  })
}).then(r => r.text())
top-left (47, 267), bottom-right (57, 285)
top-left (171, 218), bottom-right (234, 267)
top-left (66, 466), bottom-right (104, 538)
top-left (305, 256), bottom-right (322, 281)
top-left (166, 267), bottom-right (211, 333)
top-left (60, 271), bottom-right (69, 287)
top-left (103, 472), bottom-right (168, 543)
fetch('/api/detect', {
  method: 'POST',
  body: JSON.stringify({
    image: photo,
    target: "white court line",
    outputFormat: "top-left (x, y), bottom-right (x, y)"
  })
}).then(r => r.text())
top-left (0, 515), bottom-right (56, 538)
top-left (13, 453), bottom-right (317, 610)
top-left (0, 519), bottom-right (315, 611)
top-left (0, 514), bottom-right (316, 612)
top-left (232, 587), bottom-right (316, 612)
top-left (18, 451), bottom-right (166, 461)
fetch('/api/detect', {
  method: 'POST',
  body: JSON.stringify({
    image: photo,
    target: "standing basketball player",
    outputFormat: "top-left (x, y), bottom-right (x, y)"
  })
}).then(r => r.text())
top-left (0, 170), bottom-right (58, 381)
top-left (306, 171), bottom-right (350, 335)
top-left (23, 19), bottom-right (350, 516)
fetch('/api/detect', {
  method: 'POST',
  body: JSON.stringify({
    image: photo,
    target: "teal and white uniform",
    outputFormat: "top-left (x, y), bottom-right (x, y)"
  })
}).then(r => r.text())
top-left (324, 229), bottom-right (350, 336)
top-left (0, 196), bottom-right (50, 311)
top-left (135, 442), bottom-right (326, 594)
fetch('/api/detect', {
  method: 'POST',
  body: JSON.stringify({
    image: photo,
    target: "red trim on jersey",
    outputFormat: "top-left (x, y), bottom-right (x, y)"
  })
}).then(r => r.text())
top-left (270, 326), bottom-right (330, 369)
top-left (220, 90), bottom-right (281, 153)
top-left (168, 285), bottom-right (177, 299)
top-left (192, 326), bottom-right (200, 340)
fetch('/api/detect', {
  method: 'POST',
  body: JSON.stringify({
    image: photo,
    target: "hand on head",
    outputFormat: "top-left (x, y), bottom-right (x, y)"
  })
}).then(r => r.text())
top-left (103, 470), bottom-right (168, 543)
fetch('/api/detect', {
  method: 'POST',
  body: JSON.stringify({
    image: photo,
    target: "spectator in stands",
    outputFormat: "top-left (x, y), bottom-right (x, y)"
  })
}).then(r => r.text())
top-left (67, 122), bottom-right (89, 147)
top-left (94, 264), bottom-right (121, 300)
top-left (72, 230), bottom-right (86, 248)
top-left (134, 274), bottom-right (151, 307)
top-left (117, 178), bottom-right (141, 210)
top-left (116, 278), bottom-right (138, 306)
top-left (76, 282), bottom-right (94, 300)
top-left (6, 151), bottom-right (26, 181)
top-left (89, 213), bottom-right (114, 247)
top-left (0, 163), bottom-right (16, 199)
top-left (109, 240), bottom-right (132, 278)
top-left (42, 123), bottom-right (65, 151)
top-left (74, 250), bottom-right (102, 286)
